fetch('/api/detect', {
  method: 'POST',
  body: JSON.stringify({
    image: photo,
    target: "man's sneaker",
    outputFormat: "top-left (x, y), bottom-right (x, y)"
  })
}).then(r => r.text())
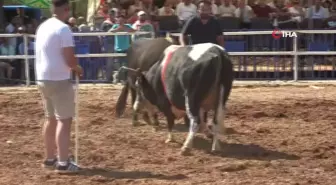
top-left (42, 159), bottom-right (57, 169)
top-left (55, 161), bottom-right (81, 174)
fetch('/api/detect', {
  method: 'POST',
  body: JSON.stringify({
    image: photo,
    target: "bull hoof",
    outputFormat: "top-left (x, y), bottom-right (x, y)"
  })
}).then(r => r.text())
top-left (180, 147), bottom-right (191, 156)
top-left (165, 138), bottom-right (174, 143)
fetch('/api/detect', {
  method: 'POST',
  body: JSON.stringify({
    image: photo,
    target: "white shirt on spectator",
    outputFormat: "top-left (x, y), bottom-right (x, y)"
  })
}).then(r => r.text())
top-left (306, 6), bottom-right (329, 19)
top-left (35, 17), bottom-right (74, 81)
top-left (5, 23), bottom-right (17, 49)
top-left (176, 2), bottom-right (197, 21)
top-left (288, 7), bottom-right (306, 22)
top-left (218, 4), bottom-right (236, 17)
top-left (158, 7), bottom-right (175, 16)
top-left (211, 4), bottom-right (219, 15)
top-left (234, 6), bottom-right (254, 23)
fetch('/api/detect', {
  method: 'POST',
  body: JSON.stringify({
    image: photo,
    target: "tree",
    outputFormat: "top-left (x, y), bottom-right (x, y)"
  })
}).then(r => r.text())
top-left (0, 0), bottom-right (4, 33)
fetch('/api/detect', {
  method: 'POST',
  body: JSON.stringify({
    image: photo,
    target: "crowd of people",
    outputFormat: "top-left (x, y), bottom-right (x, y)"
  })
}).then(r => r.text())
top-left (1, 0), bottom-right (336, 84)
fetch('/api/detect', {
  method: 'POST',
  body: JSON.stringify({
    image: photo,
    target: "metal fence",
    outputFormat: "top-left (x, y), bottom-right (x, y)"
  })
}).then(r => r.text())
top-left (0, 30), bottom-right (335, 86)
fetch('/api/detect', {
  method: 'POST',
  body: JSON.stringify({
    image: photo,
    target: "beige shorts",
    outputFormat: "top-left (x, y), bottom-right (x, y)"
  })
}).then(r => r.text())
top-left (37, 79), bottom-right (75, 120)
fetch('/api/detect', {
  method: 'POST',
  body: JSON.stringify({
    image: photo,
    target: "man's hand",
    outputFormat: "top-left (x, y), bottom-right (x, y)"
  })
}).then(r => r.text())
top-left (72, 65), bottom-right (83, 77)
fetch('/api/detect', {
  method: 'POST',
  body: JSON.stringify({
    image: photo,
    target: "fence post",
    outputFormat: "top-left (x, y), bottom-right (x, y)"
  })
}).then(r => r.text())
top-left (24, 34), bottom-right (30, 86)
top-left (293, 33), bottom-right (298, 81)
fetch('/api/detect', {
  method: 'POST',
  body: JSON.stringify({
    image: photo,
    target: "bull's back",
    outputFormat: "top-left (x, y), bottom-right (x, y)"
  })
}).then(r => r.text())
top-left (127, 38), bottom-right (172, 70)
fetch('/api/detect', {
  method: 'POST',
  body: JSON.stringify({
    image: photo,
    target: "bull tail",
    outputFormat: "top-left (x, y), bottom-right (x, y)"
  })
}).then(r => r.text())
top-left (215, 51), bottom-right (233, 132)
top-left (115, 82), bottom-right (129, 118)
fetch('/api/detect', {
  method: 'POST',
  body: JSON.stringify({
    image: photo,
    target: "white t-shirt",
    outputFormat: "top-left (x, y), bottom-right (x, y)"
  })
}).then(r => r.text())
top-left (288, 7), bottom-right (306, 22)
top-left (35, 17), bottom-right (75, 81)
top-left (234, 6), bottom-right (254, 23)
top-left (218, 4), bottom-right (236, 17)
top-left (176, 2), bottom-right (197, 21)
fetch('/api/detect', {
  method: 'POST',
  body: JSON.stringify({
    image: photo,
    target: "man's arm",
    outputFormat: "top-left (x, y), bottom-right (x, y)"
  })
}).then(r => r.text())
top-left (60, 26), bottom-right (79, 70)
top-left (179, 17), bottom-right (194, 46)
top-left (214, 19), bottom-right (224, 46)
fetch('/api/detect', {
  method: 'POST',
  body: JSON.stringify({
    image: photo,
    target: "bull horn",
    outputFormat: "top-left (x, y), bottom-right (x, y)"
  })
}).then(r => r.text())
top-left (119, 67), bottom-right (141, 76)
top-left (165, 32), bottom-right (173, 43)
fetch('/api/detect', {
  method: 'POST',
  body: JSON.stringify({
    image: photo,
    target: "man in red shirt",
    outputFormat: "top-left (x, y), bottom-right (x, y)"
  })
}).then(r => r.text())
top-left (252, 0), bottom-right (274, 18)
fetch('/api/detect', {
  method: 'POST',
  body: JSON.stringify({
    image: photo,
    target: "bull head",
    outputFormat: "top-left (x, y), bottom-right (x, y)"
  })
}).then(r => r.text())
top-left (118, 67), bottom-right (157, 115)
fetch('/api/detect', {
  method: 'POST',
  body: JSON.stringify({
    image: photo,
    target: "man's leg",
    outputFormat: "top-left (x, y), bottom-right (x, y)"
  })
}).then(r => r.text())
top-left (56, 117), bottom-right (72, 163)
top-left (53, 80), bottom-right (79, 173)
top-left (38, 83), bottom-right (58, 168)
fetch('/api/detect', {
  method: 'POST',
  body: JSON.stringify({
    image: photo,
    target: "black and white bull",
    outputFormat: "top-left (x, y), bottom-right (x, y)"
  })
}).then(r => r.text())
top-left (115, 37), bottom-right (176, 126)
top-left (123, 43), bottom-right (234, 155)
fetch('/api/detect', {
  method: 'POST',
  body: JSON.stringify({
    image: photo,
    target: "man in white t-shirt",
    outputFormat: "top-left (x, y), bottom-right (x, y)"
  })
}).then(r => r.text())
top-left (35, 0), bottom-right (82, 174)
top-left (176, 0), bottom-right (197, 25)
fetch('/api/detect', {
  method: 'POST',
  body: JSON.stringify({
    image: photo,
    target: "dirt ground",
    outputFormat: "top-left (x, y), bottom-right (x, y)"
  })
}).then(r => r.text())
top-left (0, 84), bottom-right (335, 185)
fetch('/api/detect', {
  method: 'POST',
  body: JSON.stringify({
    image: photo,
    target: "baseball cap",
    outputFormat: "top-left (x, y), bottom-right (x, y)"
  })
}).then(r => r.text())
top-left (137, 11), bottom-right (146, 16)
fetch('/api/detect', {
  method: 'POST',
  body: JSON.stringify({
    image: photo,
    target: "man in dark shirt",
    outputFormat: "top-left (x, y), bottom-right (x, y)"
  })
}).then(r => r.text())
top-left (179, 1), bottom-right (224, 46)
top-left (15, 8), bottom-right (31, 25)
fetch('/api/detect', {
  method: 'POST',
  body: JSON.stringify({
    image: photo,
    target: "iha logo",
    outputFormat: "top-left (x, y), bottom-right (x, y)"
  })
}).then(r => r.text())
top-left (272, 29), bottom-right (297, 39)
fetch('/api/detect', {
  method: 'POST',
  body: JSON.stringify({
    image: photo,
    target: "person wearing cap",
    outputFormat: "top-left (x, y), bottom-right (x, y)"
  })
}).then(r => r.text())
top-left (132, 11), bottom-right (155, 40)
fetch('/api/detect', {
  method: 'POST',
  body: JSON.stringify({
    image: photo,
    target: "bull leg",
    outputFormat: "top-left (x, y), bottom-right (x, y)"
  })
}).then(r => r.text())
top-left (181, 96), bottom-right (200, 155)
top-left (152, 113), bottom-right (160, 126)
top-left (130, 88), bottom-right (140, 126)
top-left (202, 111), bottom-right (213, 139)
top-left (165, 115), bottom-right (175, 143)
top-left (142, 112), bottom-right (151, 125)
top-left (211, 86), bottom-right (225, 152)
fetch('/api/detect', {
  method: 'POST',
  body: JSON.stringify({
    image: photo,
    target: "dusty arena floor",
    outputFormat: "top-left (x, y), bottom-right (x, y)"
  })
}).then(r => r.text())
top-left (0, 84), bottom-right (335, 185)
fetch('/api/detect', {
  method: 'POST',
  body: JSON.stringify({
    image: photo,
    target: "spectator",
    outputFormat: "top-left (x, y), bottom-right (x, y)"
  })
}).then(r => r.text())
top-left (0, 38), bottom-right (16, 58)
top-left (101, 9), bottom-right (116, 31)
top-left (330, 0), bottom-right (336, 15)
top-left (234, 0), bottom-right (255, 28)
top-left (206, 0), bottom-right (219, 15)
top-left (128, 0), bottom-right (144, 16)
top-left (132, 11), bottom-right (155, 40)
top-left (77, 16), bottom-right (90, 32)
top-left (118, 8), bottom-right (128, 17)
top-left (40, 16), bottom-right (48, 23)
top-left (107, 15), bottom-right (135, 83)
top-left (247, 0), bottom-right (256, 7)
top-left (306, 0), bottom-right (330, 19)
top-left (213, 0), bottom-right (222, 7)
top-left (269, 0), bottom-right (286, 10)
top-left (180, 1), bottom-right (224, 46)
top-left (323, 0), bottom-right (336, 15)
top-left (68, 17), bottom-right (79, 32)
top-left (142, 0), bottom-right (158, 16)
top-left (98, 1), bottom-right (110, 19)
top-left (15, 7), bottom-right (31, 25)
top-left (5, 18), bottom-right (18, 51)
top-left (158, 0), bottom-right (175, 16)
top-left (287, 0), bottom-right (306, 23)
top-left (0, 38), bottom-right (14, 82)
top-left (218, 0), bottom-right (236, 17)
top-left (252, 0), bottom-right (274, 18)
top-left (127, 9), bottom-right (141, 24)
top-left (176, 0), bottom-right (198, 26)
top-left (232, 0), bottom-right (239, 7)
